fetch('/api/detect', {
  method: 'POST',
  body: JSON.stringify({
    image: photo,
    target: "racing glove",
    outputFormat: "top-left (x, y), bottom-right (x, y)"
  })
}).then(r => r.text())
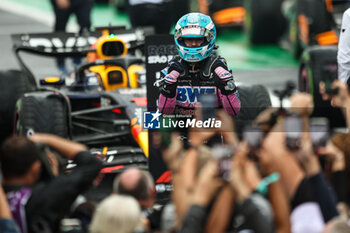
top-left (212, 59), bottom-right (237, 95)
top-left (160, 59), bottom-right (184, 98)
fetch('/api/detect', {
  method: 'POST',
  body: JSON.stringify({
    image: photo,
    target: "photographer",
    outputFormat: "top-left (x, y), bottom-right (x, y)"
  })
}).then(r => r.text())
top-left (0, 133), bottom-right (103, 233)
top-left (157, 13), bottom-right (241, 117)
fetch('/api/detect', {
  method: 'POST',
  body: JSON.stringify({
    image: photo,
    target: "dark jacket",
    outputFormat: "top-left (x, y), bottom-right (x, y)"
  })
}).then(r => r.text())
top-left (5, 151), bottom-right (103, 233)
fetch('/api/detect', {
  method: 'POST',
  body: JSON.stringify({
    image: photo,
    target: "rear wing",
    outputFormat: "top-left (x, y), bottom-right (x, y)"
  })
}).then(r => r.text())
top-left (11, 27), bottom-right (154, 86)
top-left (11, 27), bottom-right (154, 57)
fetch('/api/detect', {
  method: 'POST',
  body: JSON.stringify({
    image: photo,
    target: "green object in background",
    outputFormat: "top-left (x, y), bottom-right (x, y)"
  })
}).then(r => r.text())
top-left (216, 29), bottom-right (298, 71)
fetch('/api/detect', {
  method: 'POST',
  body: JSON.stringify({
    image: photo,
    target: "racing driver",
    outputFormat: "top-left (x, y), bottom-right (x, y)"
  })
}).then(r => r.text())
top-left (157, 13), bottom-right (241, 117)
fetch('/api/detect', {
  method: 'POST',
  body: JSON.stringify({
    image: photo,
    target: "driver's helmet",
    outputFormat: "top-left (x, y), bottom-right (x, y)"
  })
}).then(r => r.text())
top-left (174, 13), bottom-right (216, 62)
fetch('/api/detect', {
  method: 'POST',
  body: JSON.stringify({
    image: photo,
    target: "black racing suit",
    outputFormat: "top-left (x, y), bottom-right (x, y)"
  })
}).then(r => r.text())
top-left (158, 55), bottom-right (241, 117)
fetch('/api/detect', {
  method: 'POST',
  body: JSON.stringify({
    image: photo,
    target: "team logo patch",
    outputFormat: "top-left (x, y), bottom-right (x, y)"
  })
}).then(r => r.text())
top-left (176, 86), bottom-right (216, 104)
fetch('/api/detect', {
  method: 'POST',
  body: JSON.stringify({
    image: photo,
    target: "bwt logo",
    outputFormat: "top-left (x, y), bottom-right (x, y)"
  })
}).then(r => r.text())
top-left (176, 86), bottom-right (216, 103)
top-left (143, 110), bottom-right (161, 129)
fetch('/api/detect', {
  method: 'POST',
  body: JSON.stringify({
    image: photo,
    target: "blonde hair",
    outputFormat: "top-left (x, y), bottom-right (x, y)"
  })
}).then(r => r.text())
top-left (90, 195), bottom-right (141, 233)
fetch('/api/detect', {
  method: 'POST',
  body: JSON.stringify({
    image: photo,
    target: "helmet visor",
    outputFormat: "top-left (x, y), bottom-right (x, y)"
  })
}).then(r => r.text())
top-left (175, 26), bottom-right (214, 42)
top-left (177, 37), bottom-right (208, 47)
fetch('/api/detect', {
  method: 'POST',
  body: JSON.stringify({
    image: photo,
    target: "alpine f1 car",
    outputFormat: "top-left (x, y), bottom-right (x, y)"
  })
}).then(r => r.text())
top-left (0, 26), bottom-right (153, 177)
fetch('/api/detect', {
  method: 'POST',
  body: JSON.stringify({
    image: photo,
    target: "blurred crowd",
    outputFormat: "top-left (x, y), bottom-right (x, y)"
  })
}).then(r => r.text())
top-left (1, 79), bottom-right (350, 233)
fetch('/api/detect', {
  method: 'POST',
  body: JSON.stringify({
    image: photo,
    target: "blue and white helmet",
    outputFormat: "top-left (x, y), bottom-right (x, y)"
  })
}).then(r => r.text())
top-left (174, 13), bottom-right (216, 62)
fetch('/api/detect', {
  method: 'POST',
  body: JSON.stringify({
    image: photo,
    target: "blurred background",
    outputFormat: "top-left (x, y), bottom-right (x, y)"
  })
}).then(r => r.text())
top-left (0, 0), bottom-right (299, 95)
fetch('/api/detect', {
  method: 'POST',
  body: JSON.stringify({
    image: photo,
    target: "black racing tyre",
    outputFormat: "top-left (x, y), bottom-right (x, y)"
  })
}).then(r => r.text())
top-left (298, 46), bottom-right (345, 128)
top-left (244, 0), bottom-right (286, 44)
top-left (15, 93), bottom-right (68, 138)
top-left (235, 85), bottom-right (271, 137)
top-left (0, 70), bottom-right (35, 143)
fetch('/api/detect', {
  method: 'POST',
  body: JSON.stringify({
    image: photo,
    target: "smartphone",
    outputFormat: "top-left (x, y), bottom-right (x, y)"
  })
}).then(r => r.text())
top-left (211, 144), bottom-right (233, 181)
top-left (243, 126), bottom-right (262, 150)
top-left (310, 117), bottom-right (329, 152)
top-left (199, 93), bottom-right (216, 121)
top-left (243, 126), bottom-right (262, 161)
top-left (323, 63), bottom-right (339, 95)
top-left (284, 115), bottom-right (302, 151)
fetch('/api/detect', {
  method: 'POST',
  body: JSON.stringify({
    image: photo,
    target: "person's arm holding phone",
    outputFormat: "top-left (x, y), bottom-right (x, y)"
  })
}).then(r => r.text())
top-left (161, 133), bottom-right (192, 228)
top-left (318, 138), bottom-right (347, 204)
top-left (261, 122), bottom-right (304, 201)
top-left (320, 79), bottom-right (350, 131)
top-left (205, 144), bottom-right (236, 233)
top-left (330, 81), bottom-right (350, 131)
top-left (216, 110), bottom-right (239, 148)
top-left (179, 160), bottom-right (223, 233)
top-left (29, 133), bottom-right (86, 160)
top-left (258, 144), bottom-right (291, 233)
top-left (289, 93), bottom-right (314, 129)
top-left (294, 133), bottom-right (339, 222)
top-left (230, 145), bottom-right (274, 233)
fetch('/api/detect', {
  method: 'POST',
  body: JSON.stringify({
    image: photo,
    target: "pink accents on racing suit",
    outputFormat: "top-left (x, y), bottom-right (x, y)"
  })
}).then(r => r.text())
top-left (159, 94), bottom-right (176, 115)
top-left (214, 66), bottom-right (232, 81)
top-left (218, 89), bottom-right (241, 116)
top-left (158, 67), bottom-right (240, 116)
top-left (165, 70), bottom-right (180, 84)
